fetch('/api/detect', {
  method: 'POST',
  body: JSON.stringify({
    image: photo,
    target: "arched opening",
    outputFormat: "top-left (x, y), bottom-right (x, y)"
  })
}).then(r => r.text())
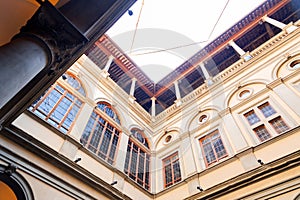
top-left (0, 165), bottom-right (34, 200)
top-left (0, 181), bottom-right (17, 200)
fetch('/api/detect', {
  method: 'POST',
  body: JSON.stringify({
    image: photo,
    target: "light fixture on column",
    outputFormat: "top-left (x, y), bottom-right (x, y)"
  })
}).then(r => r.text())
top-left (62, 74), bottom-right (67, 80)
top-left (128, 10), bottom-right (133, 16)
top-left (257, 159), bottom-right (264, 165)
top-left (74, 158), bottom-right (81, 163)
top-left (197, 186), bottom-right (204, 192)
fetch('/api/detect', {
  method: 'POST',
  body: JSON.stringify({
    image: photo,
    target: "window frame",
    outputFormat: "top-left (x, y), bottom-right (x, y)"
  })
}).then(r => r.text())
top-left (29, 73), bottom-right (85, 134)
top-left (124, 129), bottom-right (151, 191)
top-left (243, 101), bottom-right (290, 143)
top-left (199, 129), bottom-right (228, 167)
top-left (162, 151), bottom-right (182, 188)
top-left (80, 102), bottom-right (121, 165)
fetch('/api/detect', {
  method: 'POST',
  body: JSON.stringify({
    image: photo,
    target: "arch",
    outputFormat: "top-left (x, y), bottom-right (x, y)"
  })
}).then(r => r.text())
top-left (154, 128), bottom-right (180, 150)
top-left (63, 72), bottom-right (86, 97)
top-left (80, 101), bottom-right (121, 165)
top-left (225, 80), bottom-right (268, 108)
top-left (29, 71), bottom-right (86, 134)
top-left (186, 106), bottom-right (220, 132)
top-left (0, 164), bottom-right (34, 200)
top-left (294, 193), bottom-right (300, 200)
top-left (130, 128), bottom-right (150, 149)
top-left (272, 52), bottom-right (300, 80)
top-left (94, 98), bottom-right (128, 128)
top-left (96, 101), bottom-right (121, 124)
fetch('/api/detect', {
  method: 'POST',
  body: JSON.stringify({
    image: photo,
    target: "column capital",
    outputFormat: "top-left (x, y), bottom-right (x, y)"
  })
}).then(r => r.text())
top-left (15, 1), bottom-right (88, 74)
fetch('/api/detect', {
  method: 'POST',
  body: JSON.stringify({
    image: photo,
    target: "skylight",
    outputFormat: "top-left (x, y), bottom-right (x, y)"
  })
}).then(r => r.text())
top-left (106, 0), bottom-right (266, 83)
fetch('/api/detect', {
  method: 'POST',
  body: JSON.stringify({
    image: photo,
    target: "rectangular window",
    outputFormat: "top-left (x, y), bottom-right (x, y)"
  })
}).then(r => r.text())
top-left (163, 152), bottom-right (181, 188)
top-left (199, 130), bottom-right (227, 167)
top-left (244, 110), bottom-right (260, 125)
top-left (243, 101), bottom-right (290, 143)
top-left (258, 102), bottom-right (276, 118)
top-left (29, 83), bottom-right (82, 134)
top-left (81, 113), bottom-right (120, 165)
top-left (124, 139), bottom-right (150, 190)
top-left (269, 116), bottom-right (289, 134)
top-left (253, 125), bottom-right (271, 142)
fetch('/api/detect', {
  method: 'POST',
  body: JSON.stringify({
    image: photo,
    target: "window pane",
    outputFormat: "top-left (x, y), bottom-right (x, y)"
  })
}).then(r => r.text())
top-left (63, 104), bottom-right (80, 129)
top-left (130, 149), bottom-right (138, 178)
top-left (39, 89), bottom-right (62, 115)
top-left (145, 158), bottom-right (150, 186)
top-left (164, 164), bottom-right (172, 186)
top-left (163, 152), bottom-right (181, 188)
top-left (200, 130), bottom-right (227, 166)
top-left (244, 110), bottom-right (260, 125)
top-left (88, 123), bottom-right (103, 153)
top-left (81, 114), bottom-right (96, 145)
top-left (259, 102), bottom-right (276, 118)
top-left (212, 138), bottom-right (227, 158)
top-left (203, 143), bottom-right (216, 164)
top-left (131, 129), bottom-right (149, 149)
top-left (269, 117), bottom-right (289, 134)
top-left (99, 128), bottom-right (112, 155)
top-left (108, 133), bottom-right (119, 162)
top-left (30, 83), bottom-right (83, 134)
top-left (173, 161), bottom-right (181, 183)
top-left (254, 125), bottom-right (271, 142)
top-left (65, 73), bottom-right (86, 96)
top-left (49, 96), bottom-right (72, 123)
top-left (137, 153), bottom-right (145, 182)
top-left (124, 139), bottom-right (150, 190)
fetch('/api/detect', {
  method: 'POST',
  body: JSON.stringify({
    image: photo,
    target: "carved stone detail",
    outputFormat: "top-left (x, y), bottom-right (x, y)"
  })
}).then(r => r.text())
top-left (15, 1), bottom-right (88, 74)
top-left (4, 164), bottom-right (17, 176)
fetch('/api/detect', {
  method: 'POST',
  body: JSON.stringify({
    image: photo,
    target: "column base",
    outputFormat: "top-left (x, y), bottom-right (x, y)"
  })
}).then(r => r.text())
top-left (100, 70), bottom-right (110, 78)
top-left (175, 99), bottom-right (182, 107)
top-left (284, 22), bottom-right (298, 34)
top-left (128, 95), bottom-right (136, 103)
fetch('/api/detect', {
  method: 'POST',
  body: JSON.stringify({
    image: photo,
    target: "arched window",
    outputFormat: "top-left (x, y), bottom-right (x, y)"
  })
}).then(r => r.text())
top-left (80, 102), bottom-right (121, 165)
top-left (29, 73), bottom-right (85, 134)
top-left (124, 128), bottom-right (150, 190)
top-left (0, 164), bottom-right (34, 200)
top-left (96, 102), bottom-right (120, 124)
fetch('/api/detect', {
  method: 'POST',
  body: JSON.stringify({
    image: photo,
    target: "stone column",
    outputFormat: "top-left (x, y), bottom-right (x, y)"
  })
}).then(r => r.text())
top-left (262, 15), bottom-right (298, 34)
top-left (229, 40), bottom-right (252, 61)
top-left (151, 97), bottom-right (156, 117)
top-left (221, 109), bottom-right (249, 153)
top-left (129, 78), bottom-right (137, 103)
top-left (174, 81), bottom-right (182, 106)
top-left (229, 40), bottom-right (245, 56)
top-left (199, 62), bottom-right (214, 86)
top-left (0, 1), bottom-right (87, 124)
top-left (180, 136), bottom-right (197, 177)
top-left (101, 55), bottom-right (114, 78)
top-left (0, 37), bottom-right (49, 109)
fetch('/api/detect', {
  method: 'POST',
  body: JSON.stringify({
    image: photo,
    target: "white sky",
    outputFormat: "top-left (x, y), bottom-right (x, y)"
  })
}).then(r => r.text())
top-left (107, 0), bottom-right (266, 82)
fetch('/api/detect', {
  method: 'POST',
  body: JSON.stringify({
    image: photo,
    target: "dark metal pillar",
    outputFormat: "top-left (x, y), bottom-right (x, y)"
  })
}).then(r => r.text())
top-left (0, 0), bottom-right (136, 126)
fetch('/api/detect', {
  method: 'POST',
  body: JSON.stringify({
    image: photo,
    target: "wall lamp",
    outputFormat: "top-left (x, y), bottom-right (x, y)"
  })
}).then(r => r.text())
top-left (111, 181), bottom-right (118, 186)
top-left (74, 158), bottom-right (82, 163)
top-left (197, 186), bottom-right (204, 192)
top-left (257, 159), bottom-right (264, 165)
